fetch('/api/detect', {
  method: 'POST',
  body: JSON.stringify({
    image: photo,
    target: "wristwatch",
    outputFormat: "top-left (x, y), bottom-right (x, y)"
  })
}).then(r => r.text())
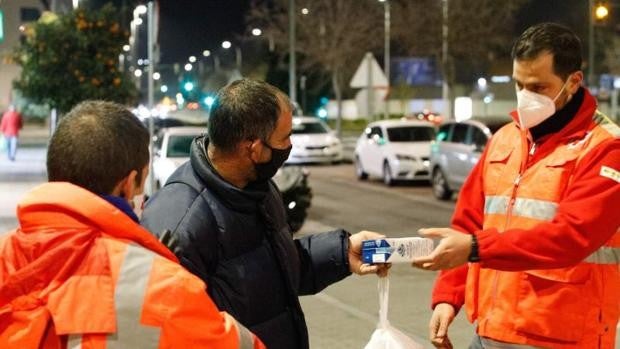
top-left (468, 233), bottom-right (480, 263)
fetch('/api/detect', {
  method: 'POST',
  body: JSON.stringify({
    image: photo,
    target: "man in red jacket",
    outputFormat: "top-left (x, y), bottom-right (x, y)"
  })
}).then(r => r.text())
top-left (0, 104), bottom-right (23, 161)
top-left (414, 23), bottom-right (619, 348)
top-left (0, 101), bottom-right (265, 348)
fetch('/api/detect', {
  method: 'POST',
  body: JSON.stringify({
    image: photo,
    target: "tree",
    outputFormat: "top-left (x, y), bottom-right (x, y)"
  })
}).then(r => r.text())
top-left (248, 0), bottom-right (383, 136)
top-left (13, 5), bottom-right (136, 114)
top-left (392, 0), bottom-right (526, 113)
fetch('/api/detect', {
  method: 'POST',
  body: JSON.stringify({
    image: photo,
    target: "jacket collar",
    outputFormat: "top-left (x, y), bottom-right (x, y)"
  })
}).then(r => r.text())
top-left (189, 136), bottom-right (269, 213)
top-left (16, 182), bottom-right (176, 261)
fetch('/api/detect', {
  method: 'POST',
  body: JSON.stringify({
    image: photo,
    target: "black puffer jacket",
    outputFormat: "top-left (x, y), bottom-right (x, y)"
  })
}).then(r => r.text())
top-left (142, 136), bottom-right (352, 349)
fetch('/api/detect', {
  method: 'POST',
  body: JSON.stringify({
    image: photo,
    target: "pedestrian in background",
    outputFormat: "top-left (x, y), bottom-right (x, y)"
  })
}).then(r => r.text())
top-left (0, 101), bottom-right (265, 349)
top-left (0, 104), bottom-right (23, 161)
top-left (142, 79), bottom-right (389, 349)
top-left (414, 23), bottom-right (619, 348)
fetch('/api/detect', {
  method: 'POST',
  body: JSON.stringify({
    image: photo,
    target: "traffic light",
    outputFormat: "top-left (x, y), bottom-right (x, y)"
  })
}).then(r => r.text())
top-left (183, 81), bottom-right (194, 92)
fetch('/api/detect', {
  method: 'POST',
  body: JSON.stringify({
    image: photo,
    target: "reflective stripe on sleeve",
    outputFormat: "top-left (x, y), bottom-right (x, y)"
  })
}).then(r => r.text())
top-left (485, 196), bottom-right (558, 221)
top-left (67, 334), bottom-right (81, 349)
top-left (235, 320), bottom-right (255, 349)
top-left (106, 244), bottom-right (161, 348)
top-left (584, 246), bottom-right (620, 264)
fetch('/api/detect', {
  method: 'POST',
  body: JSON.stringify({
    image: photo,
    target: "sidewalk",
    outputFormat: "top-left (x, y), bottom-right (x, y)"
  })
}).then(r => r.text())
top-left (0, 124), bottom-right (49, 232)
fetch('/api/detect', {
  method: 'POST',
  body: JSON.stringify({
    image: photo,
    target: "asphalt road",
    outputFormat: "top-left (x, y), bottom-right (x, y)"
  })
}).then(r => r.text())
top-left (297, 163), bottom-right (476, 348)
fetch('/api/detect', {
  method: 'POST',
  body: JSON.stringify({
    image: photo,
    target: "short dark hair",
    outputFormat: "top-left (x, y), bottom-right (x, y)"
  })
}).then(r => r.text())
top-left (208, 79), bottom-right (291, 153)
top-left (47, 100), bottom-right (149, 194)
top-left (511, 22), bottom-right (582, 79)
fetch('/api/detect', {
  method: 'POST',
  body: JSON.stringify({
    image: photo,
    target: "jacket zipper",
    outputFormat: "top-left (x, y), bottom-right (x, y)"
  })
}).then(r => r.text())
top-left (488, 141), bottom-right (536, 328)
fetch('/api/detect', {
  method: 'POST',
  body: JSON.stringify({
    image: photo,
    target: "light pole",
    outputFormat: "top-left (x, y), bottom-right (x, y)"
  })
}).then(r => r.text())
top-left (222, 41), bottom-right (243, 72)
top-left (379, 0), bottom-right (390, 119)
top-left (147, 1), bottom-right (156, 194)
top-left (589, 0), bottom-right (595, 87)
top-left (289, 0), bottom-right (297, 104)
top-left (441, 0), bottom-right (451, 119)
top-left (588, 1), bottom-right (611, 87)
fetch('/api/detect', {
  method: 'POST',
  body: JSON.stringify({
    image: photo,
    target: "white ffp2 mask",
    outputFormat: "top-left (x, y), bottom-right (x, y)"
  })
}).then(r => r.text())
top-left (516, 80), bottom-right (569, 129)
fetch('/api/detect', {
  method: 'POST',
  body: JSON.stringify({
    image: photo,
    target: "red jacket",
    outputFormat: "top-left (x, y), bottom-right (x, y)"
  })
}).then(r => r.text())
top-left (0, 110), bottom-right (23, 137)
top-left (0, 182), bottom-right (265, 349)
top-left (432, 89), bottom-right (620, 347)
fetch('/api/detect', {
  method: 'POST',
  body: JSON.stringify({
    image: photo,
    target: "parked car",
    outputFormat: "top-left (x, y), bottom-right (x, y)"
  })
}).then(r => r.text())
top-left (354, 120), bottom-right (436, 186)
top-left (429, 116), bottom-right (512, 200)
top-left (152, 126), bottom-right (206, 188)
top-left (151, 126), bottom-right (312, 232)
top-left (286, 117), bottom-right (343, 164)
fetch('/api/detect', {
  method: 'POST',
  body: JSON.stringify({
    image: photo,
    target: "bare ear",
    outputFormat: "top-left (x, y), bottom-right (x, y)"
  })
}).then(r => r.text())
top-left (115, 169), bottom-right (139, 199)
top-left (569, 71), bottom-right (584, 93)
top-left (247, 139), bottom-right (264, 163)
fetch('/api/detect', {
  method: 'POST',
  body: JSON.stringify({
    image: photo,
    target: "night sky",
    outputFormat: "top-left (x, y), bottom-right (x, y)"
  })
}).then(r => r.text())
top-left (157, 0), bottom-right (250, 64)
top-left (154, 0), bottom-right (595, 65)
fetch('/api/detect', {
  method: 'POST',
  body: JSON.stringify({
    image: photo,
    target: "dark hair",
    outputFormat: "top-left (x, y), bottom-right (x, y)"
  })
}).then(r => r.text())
top-left (511, 22), bottom-right (582, 79)
top-left (47, 100), bottom-right (149, 194)
top-left (208, 79), bottom-right (291, 153)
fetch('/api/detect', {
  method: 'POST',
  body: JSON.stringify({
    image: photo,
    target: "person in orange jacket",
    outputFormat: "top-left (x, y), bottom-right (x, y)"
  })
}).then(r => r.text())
top-left (0, 100), bottom-right (265, 349)
top-left (413, 23), bottom-right (620, 348)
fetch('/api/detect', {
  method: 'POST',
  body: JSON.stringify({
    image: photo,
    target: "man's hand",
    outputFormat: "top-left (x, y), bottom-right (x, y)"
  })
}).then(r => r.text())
top-left (412, 228), bottom-right (472, 270)
top-left (348, 230), bottom-right (391, 277)
top-left (429, 303), bottom-right (456, 348)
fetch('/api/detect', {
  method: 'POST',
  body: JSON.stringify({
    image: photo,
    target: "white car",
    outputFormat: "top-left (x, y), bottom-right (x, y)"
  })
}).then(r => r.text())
top-left (152, 126), bottom-right (205, 188)
top-left (286, 117), bottom-right (343, 164)
top-left (354, 120), bottom-right (435, 186)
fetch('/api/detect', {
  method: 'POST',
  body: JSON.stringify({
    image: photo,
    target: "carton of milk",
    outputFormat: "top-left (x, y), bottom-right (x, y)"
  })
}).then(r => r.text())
top-left (362, 237), bottom-right (434, 264)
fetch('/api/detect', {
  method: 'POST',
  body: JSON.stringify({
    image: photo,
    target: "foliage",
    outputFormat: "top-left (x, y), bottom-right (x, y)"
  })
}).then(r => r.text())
top-left (13, 5), bottom-right (136, 113)
top-left (248, 0), bottom-right (383, 97)
top-left (392, 0), bottom-right (527, 83)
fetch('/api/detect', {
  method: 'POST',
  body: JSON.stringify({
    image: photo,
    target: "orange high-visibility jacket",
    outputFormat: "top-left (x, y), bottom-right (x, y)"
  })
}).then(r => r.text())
top-left (0, 182), bottom-right (265, 349)
top-left (433, 89), bottom-right (620, 348)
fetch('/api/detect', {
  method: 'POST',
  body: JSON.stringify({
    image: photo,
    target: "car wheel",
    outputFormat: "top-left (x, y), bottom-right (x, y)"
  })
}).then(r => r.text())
top-left (355, 156), bottom-right (368, 180)
top-left (432, 169), bottom-right (452, 200)
top-left (383, 162), bottom-right (395, 186)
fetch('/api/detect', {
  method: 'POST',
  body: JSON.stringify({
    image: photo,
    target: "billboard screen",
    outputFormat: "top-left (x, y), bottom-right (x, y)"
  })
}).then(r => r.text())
top-left (391, 57), bottom-right (442, 86)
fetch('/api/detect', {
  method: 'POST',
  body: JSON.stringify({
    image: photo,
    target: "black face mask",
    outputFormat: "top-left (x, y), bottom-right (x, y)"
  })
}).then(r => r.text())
top-left (254, 141), bottom-right (292, 182)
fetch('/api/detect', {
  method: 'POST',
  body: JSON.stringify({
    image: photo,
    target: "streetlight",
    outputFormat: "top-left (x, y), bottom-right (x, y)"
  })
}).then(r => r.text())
top-left (252, 28), bottom-right (262, 36)
top-left (378, 0), bottom-right (390, 119)
top-left (153, 72), bottom-right (161, 80)
top-left (189, 55), bottom-right (197, 63)
top-left (441, 0), bottom-right (451, 119)
top-left (184, 63), bottom-right (193, 71)
top-left (221, 40), bottom-right (242, 70)
top-left (289, 0), bottom-right (297, 104)
top-left (203, 50), bottom-right (211, 57)
top-left (589, 1), bottom-right (611, 87)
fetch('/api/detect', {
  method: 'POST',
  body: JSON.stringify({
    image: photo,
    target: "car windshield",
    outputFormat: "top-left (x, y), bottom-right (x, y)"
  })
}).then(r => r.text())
top-left (387, 126), bottom-right (436, 142)
top-left (167, 135), bottom-right (197, 158)
top-left (292, 121), bottom-right (328, 134)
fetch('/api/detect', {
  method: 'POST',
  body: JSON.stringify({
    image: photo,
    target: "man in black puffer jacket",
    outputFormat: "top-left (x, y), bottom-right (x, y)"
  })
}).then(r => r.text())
top-left (142, 79), bottom-right (388, 349)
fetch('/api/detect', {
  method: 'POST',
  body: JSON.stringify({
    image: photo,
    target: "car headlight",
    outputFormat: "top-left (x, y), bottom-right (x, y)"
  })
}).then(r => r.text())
top-left (396, 154), bottom-right (416, 161)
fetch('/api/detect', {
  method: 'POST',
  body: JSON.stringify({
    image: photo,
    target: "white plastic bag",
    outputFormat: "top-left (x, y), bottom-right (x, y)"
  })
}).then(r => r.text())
top-left (364, 277), bottom-right (424, 349)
